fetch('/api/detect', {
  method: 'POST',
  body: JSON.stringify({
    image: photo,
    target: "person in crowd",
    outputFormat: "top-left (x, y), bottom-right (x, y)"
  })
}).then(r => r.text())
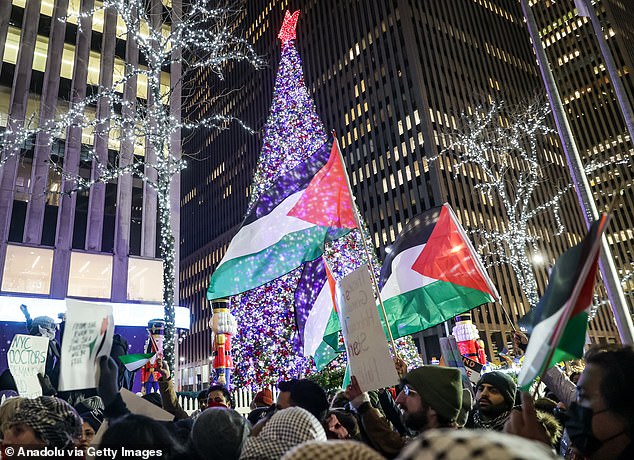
top-left (142, 392), bottom-right (164, 408)
top-left (248, 388), bottom-right (274, 426)
top-left (466, 371), bottom-right (517, 431)
top-left (99, 413), bottom-right (183, 459)
top-left (323, 409), bottom-right (361, 440)
top-left (2, 396), bottom-right (82, 449)
top-left (192, 389), bottom-right (209, 417)
top-left (77, 408), bottom-right (104, 451)
top-left (155, 357), bottom-right (190, 420)
top-left (396, 428), bottom-right (559, 460)
top-left (110, 334), bottom-right (135, 391)
top-left (281, 439), bottom-right (386, 460)
top-left (329, 390), bottom-right (350, 409)
top-left (208, 383), bottom-right (233, 408)
top-left (276, 379), bottom-right (329, 421)
top-left (346, 366), bottom-right (463, 458)
top-left (191, 407), bottom-right (251, 460)
top-left (0, 397), bottom-right (23, 441)
top-left (21, 306), bottom-right (61, 389)
top-left (240, 407), bottom-right (326, 460)
top-left (505, 346), bottom-right (634, 460)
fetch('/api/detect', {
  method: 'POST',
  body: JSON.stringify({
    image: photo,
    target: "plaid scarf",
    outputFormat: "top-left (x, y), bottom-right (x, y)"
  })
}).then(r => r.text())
top-left (11, 396), bottom-right (82, 448)
top-left (472, 409), bottom-right (511, 431)
top-left (240, 407), bottom-right (326, 460)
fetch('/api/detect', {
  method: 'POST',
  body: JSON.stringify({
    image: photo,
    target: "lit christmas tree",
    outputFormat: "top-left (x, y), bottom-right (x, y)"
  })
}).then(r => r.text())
top-left (229, 11), bottom-right (421, 389)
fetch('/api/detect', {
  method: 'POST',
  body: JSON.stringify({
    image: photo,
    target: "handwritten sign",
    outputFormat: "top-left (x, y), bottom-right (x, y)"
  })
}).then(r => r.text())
top-left (336, 266), bottom-right (399, 392)
top-left (7, 334), bottom-right (49, 397)
top-left (59, 299), bottom-right (114, 391)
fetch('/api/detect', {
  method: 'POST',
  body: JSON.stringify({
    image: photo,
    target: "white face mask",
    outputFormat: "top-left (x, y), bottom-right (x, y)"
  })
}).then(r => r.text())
top-left (38, 324), bottom-right (56, 341)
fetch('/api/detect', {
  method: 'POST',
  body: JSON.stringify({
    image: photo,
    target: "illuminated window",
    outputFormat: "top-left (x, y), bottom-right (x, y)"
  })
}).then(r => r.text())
top-left (68, 252), bottom-right (113, 299)
top-left (128, 257), bottom-right (163, 302)
top-left (1, 245), bottom-right (54, 295)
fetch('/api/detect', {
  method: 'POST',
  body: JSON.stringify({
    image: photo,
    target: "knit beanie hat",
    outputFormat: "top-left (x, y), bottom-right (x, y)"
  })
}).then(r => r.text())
top-left (477, 371), bottom-right (517, 410)
top-left (192, 407), bottom-right (251, 460)
top-left (403, 366), bottom-right (462, 423)
top-left (11, 396), bottom-right (82, 448)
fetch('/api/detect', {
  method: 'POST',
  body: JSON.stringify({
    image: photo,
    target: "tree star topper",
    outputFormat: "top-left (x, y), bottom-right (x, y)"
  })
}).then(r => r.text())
top-left (278, 10), bottom-right (300, 44)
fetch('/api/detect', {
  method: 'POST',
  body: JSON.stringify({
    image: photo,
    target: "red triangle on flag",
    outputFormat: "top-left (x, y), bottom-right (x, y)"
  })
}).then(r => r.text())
top-left (411, 206), bottom-right (495, 296)
top-left (287, 142), bottom-right (357, 229)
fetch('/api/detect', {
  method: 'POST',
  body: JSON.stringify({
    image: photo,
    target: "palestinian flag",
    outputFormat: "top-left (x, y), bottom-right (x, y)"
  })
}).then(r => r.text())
top-left (208, 139), bottom-right (356, 300)
top-left (379, 204), bottom-right (498, 339)
top-left (294, 257), bottom-right (339, 358)
top-left (517, 214), bottom-right (609, 390)
top-left (118, 353), bottom-right (156, 372)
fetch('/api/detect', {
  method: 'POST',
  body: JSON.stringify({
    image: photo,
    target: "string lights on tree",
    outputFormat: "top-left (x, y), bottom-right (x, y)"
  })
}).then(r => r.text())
top-left (0, 0), bottom-right (263, 370)
top-left (230, 11), bottom-right (421, 389)
top-left (431, 99), bottom-right (571, 309)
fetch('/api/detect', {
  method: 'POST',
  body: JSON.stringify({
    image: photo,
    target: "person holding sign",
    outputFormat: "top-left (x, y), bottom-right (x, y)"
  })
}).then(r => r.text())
top-left (346, 365), bottom-right (463, 458)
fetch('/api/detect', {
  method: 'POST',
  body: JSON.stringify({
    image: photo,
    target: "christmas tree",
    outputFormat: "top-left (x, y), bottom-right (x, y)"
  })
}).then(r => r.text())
top-left (229, 11), bottom-right (421, 389)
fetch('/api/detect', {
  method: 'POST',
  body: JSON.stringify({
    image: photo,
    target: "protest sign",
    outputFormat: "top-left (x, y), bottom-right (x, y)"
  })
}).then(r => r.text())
top-left (336, 266), bottom-right (399, 392)
top-left (462, 356), bottom-right (484, 385)
top-left (7, 334), bottom-right (49, 397)
top-left (439, 336), bottom-right (473, 391)
top-left (120, 388), bottom-right (174, 421)
top-left (59, 299), bottom-right (114, 391)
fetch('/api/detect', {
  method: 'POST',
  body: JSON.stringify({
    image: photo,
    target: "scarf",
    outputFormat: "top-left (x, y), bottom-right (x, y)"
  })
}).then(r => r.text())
top-left (472, 409), bottom-right (511, 431)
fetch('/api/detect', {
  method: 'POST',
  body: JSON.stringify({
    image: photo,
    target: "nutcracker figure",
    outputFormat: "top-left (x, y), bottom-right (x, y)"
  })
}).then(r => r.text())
top-left (452, 313), bottom-right (487, 365)
top-left (141, 319), bottom-right (165, 394)
top-left (210, 299), bottom-right (237, 388)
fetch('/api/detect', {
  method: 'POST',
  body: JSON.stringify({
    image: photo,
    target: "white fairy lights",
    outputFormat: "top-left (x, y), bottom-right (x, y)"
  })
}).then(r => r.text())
top-left (1, 0), bottom-right (262, 369)
top-left (431, 100), bottom-right (571, 309)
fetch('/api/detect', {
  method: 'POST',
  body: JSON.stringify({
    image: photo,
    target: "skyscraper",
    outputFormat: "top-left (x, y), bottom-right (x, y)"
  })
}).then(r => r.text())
top-left (0, 0), bottom-right (188, 368)
top-left (179, 0), bottom-right (622, 387)
top-left (527, 0), bottom-right (634, 316)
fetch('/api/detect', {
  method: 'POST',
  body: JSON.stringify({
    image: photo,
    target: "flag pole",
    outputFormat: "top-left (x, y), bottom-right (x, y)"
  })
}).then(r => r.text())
top-left (332, 133), bottom-right (400, 357)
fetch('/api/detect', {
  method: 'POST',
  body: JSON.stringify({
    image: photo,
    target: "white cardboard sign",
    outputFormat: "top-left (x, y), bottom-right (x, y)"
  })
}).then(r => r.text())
top-left (7, 334), bottom-right (49, 398)
top-left (336, 266), bottom-right (399, 392)
top-left (59, 299), bottom-right (114, 391)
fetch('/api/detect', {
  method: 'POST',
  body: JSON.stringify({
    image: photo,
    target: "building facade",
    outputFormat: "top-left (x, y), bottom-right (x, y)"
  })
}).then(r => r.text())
top-left (528, 0), bottom-right (634, 318)
top-left (179, 0), bottom-right (624, 387)
top-left (0, 0), bottom-right (188, 359)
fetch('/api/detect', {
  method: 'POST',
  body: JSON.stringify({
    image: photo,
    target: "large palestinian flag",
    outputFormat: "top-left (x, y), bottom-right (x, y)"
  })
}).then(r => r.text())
top-left (207, 139), bottom-right (356, 300)
top-left (517, 214), bottom-right (608, 390)
top-left (379, 204), bottom-right (498, 339)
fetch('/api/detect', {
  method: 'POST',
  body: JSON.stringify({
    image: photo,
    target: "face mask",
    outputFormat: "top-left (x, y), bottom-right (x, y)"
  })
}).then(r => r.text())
top-left (38, 325), bottom-right (56, 341)
top-left (566, 402), bottom-right (624, 457)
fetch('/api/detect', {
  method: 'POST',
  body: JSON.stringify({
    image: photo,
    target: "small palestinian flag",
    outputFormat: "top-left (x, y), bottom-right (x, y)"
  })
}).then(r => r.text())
top-left (517, 214), bottom-right (609, 390)
top-left (379, 204), bottom-right (498, 339)
top-left (118, 353), bottom-right (156, 372)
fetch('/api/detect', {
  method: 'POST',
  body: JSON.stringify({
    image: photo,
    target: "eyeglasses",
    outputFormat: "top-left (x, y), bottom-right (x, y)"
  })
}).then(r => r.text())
top-left (402, 384), bottom-right (418, 396)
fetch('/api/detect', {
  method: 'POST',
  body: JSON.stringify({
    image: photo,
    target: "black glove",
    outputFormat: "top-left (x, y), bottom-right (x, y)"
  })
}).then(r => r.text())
top-left (37, 373), bottom-right (57, 396)
top-left (97, 356), bottom-right (120, 407)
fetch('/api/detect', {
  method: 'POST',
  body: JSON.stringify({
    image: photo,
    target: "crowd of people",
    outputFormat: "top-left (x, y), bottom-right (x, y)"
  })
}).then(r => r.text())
top-left (0, 325), bottom-right (632, 459)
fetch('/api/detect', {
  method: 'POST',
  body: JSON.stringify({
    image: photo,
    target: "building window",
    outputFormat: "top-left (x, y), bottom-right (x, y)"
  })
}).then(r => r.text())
top-left (1, 245), bottom-right (54, 295)
top-left (128, 257), bottom-right (163, 302)
top-left (68, 252), bottom-right (113, 299)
